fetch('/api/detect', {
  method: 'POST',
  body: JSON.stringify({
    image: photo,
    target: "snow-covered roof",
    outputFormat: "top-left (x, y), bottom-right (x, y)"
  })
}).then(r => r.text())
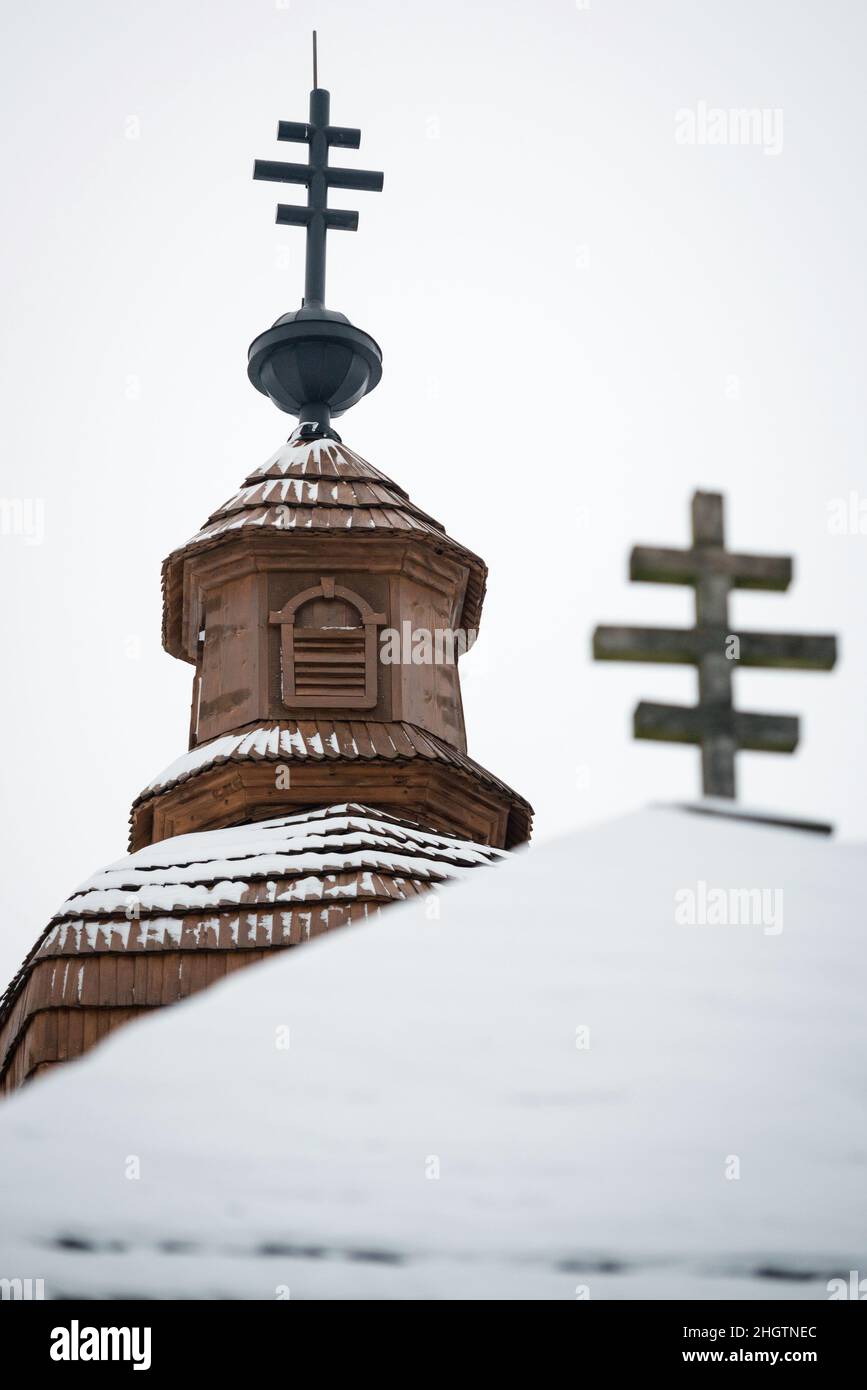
top-left (56, 802), bottom-right (504, 925)
top-left (0, 804), bottom-right (506, 1091)
top-left (161, 437), bottom-right (488, 654)
top-left (0, 806), bottom-right (864, 1299)
top-left (247, 435), bottom-right (410, 492)
top-left (3, 802), bottom-right (502, 956)
top-left (134, 721), bottom-right (531, 830)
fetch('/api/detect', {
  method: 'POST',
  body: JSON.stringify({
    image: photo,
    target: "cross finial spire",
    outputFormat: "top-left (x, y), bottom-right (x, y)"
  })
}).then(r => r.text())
top-left (252, 34), bottom-right (384, 312)
top-left (247, 36), bottom-right (385, 437)
top-left (593, 490), bottom-right (837, 802)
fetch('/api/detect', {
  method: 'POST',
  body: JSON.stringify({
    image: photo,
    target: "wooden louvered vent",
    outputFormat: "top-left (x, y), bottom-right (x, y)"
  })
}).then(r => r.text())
top-left (270, 578), bottom-right (385, 710)
top-left (293, 627), bottom-right (367, 700)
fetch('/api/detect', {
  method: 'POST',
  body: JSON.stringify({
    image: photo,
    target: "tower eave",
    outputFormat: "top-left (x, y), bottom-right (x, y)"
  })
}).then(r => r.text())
top-left (128, 720), bottom-right (533, 853)
top-left (162, 528), bottom-right (487, 665)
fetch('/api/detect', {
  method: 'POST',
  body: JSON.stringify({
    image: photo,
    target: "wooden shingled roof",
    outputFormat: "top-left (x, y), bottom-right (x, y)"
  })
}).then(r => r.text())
top-left (162, 437), bottom-right (488, 658)
top-left (0, 804), bottom-right (506, 1092)
top-left (132, 720), bottom-right (532, 845)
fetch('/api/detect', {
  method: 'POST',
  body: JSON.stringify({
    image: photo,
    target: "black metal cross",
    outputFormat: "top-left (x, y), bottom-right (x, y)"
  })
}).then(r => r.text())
top-left (253, 58), bottom-right (383, 309)
top-left (593, 491), bottom-right (837, 799)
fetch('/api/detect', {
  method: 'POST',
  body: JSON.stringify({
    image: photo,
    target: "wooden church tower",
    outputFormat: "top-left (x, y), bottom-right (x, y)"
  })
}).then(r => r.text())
top-left (0, 53), bottom-right (532, 1092)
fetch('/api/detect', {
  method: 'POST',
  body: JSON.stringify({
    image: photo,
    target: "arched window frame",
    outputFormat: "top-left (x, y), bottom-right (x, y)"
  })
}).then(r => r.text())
top-left (269, 576), bottom-right (385, 710)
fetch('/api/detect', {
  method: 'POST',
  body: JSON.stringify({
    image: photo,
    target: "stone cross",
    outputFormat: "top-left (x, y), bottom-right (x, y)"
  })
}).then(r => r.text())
top-left (593, 491), bottom-right (837, 798)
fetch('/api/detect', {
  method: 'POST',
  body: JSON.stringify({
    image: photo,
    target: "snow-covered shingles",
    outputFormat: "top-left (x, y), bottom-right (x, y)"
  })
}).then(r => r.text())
top-left (52, 806), bottom-right (503, 921)
top-left (141, 725), bottom-right (406, 792)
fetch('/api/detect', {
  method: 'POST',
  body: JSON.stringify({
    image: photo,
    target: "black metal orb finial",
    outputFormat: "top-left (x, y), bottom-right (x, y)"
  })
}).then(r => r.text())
top-left (248, 34), bottom-right (384, 439)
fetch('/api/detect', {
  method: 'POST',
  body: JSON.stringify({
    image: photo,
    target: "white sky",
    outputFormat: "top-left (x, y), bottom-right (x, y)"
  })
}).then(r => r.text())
top-left (1, 0), bottom-right (866, 984)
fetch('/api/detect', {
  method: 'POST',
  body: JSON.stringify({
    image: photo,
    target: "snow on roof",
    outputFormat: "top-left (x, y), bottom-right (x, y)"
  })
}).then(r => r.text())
top-left (0, 806), bottom-right (864, 1300)
top-left (135, 724), bottom-right (532, 842)
top-left (130, 724), bottom-right (532, 868)
top-left (160, 437), bottom-right (489, 651)
top-left (0, 805), bottom-right (507, 1083)
top-left (247, 437), bottom-right (410, 494)
top-left (56, 803), bottom-right (504, 921)
top-left (167, 434), bottom-right (480, 579)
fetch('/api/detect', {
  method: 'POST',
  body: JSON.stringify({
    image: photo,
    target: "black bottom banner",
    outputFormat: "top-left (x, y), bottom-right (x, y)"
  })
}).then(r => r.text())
top-left (5, 1298), bottom-right (864, 1373)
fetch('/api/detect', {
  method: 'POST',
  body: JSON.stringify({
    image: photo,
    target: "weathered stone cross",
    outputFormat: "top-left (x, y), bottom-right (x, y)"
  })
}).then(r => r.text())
top-left (593, 491), bottom-right (837, 799)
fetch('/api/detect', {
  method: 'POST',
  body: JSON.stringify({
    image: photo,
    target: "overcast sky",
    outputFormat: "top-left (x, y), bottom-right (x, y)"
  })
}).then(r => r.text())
top-left (1, 0), bottom-right (865, 984)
